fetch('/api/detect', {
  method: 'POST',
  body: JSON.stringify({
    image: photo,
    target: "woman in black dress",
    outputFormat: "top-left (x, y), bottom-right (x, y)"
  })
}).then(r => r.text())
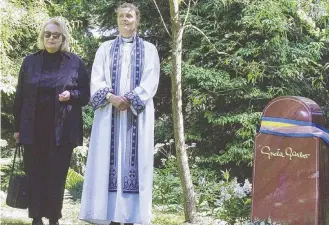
top-left (13, 17), bottom-right (90, 225)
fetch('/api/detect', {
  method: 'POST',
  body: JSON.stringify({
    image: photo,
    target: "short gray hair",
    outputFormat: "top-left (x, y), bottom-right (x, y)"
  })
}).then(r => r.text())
top-left (37, 17), bottom-right (70, 52)
top-left (116, 3), bottom-right (140, 27)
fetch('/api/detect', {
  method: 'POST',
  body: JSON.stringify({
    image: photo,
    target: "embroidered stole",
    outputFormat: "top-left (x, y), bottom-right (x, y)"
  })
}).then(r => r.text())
top-left (108, 36), bottom-right (145, 193)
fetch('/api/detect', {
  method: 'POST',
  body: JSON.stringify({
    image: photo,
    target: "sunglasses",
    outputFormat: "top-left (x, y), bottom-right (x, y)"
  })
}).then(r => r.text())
top-left (44, 31), bottom-right (62, 39)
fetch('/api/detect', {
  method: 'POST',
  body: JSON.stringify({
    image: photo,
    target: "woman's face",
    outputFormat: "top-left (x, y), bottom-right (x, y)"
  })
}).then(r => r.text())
top-left (117, 8), bottom-right (138, 38)
top-left (43, 23), bottom-right (63, 53)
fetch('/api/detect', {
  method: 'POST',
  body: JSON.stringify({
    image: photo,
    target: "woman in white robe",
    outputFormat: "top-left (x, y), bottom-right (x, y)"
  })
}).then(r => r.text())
top-left (79, 3), bottom-right (160, 225)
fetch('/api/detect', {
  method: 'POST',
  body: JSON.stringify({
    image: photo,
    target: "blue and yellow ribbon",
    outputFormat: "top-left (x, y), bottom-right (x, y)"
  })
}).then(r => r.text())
top-left (259, 116), bottom-right (329, 145)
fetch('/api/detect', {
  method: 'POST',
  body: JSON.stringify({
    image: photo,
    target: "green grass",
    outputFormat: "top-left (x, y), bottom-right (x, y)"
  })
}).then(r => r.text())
top-left (153, 211), bottom-right (185, 225)
top-left (0, 212), bottom-right (184, 225)
top-left (1, 200), bottom-right (186, 225)
top-left (1, 215), bottom-right (186, 225)
top-left (0, 217), bottom-right (90, 225)
top-left (0, 218), bottom-right (31, 225)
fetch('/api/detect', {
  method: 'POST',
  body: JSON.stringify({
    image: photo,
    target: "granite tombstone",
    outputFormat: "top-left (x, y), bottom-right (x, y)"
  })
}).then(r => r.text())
top-left (251, 96), bottom-right (329, 225)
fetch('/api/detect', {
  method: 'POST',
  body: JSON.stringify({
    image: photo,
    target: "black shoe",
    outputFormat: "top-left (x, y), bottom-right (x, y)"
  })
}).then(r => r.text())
top-left (32, 218), bottom-right (44, 225)
top-left (49, 220), bottom-right (59, 225)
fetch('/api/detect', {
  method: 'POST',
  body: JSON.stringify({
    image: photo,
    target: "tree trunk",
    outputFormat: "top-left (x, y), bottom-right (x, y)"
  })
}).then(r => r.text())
top-left (168, 0), bottom-right (197, 223)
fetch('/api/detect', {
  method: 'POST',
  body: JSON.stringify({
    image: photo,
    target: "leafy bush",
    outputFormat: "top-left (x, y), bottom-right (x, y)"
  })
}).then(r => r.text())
top-left (214, 171), bottom-right (252, 224)
top-left (195, 168), bottom-right (252, 224)
top-left (82, 105), bottom-right (94, 136)
top-left (0, 156), bottom-right (25, 193)
top-left (65, 168), bottom-right (84, 201)
top-left (153, 155), bottom-right (184, 212)
top-left (153, 147), bottom-right (252, 223)
top-left (0, 163), bottom-right (12, 192)
top-left (68, 142), bottom-right (88, 201)
top-left (0, 134), bottom-right (16, 158)
top-left (70, 139), bottom-right (89, 175)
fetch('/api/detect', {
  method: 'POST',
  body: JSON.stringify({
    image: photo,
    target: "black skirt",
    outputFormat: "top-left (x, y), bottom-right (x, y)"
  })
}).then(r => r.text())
top-left (24, 85), bottom-right (73, 220)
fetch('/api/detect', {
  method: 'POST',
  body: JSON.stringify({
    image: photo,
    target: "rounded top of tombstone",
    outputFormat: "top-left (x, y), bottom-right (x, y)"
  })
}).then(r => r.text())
top-left (263, 96), bottom-right (325, 126)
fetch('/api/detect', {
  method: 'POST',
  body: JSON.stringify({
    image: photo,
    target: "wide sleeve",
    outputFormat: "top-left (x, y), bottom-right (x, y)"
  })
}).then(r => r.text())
top-left (124, 43), bottom-right (160, 115)
top-left (13, 58), bottom-right (27, 132)
top-left (90, 42), bottom-right (113, 110)
top-left (67, 58), bottom-right (90, 106)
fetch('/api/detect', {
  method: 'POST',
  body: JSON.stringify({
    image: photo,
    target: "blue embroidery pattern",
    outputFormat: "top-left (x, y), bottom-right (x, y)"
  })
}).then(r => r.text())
top-left (108, 167), bottom-right (117, 191)
top-left (124, 91), bottom-right (145, 114)
top-left (123, 115), bottom-right (139, 193)
top-left (109, 37), bottom-right (121, 192)
top-left (123, 169), bottom-right (139, 193)
top-left (108, 36), bottom-right (144, 193)
top-left (122, 36), bottom-right (143, 193)
top-left (90, 87), bottom-right (112, 110)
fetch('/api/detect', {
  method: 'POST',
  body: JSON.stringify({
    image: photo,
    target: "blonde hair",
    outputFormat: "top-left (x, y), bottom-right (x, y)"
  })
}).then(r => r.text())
top-left (116, 3), bottom-right (140, 28)
top-left (37, 17), bottom-right (70, 52)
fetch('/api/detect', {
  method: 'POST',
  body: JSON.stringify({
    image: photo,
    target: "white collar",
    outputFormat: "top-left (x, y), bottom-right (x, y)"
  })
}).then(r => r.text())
top-left (122, 37), bottom-right (133, 43)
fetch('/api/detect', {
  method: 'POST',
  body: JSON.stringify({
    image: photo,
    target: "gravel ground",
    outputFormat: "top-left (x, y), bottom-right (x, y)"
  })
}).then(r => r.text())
top-left (1, 190), bottom-right (88, 225)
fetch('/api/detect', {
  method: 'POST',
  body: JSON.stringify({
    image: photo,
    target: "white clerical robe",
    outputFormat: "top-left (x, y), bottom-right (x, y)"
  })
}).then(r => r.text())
top-left (80, 38), bottom-right (160, 225)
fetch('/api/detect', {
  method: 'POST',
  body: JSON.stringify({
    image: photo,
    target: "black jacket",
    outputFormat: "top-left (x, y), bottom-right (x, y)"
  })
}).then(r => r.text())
top-left (13, 50), bottom-right (90, 146)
